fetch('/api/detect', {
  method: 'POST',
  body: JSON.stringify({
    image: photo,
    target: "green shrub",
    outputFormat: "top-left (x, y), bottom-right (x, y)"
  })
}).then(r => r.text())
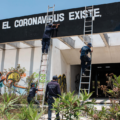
top-left (0, 93), bottom-right (28, 104)
top-left (52, 91), bottom-right (94, 120)
top-left (17, 104), bottom-right (44, 120)
top-left (0, 93), bottom-right (19, 118)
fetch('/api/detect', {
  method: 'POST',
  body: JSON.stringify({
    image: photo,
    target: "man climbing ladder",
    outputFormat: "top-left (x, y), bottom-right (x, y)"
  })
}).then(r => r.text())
top-left (78, 5), bottom-right (95, 97)
top-left (80, 43), bottom-right (93, 76)
top-left (37, 5), bottom-right (61, 114)
top-left (42, 22), bottom-right (60, 54)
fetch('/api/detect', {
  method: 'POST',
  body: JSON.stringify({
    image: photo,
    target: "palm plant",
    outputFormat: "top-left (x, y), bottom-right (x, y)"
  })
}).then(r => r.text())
top-left (0, 93), bottom-right (19, 118)
top-left (6, 113), bottom-right (16, 120)
top-left (52, 91), bottom-right (95, 120)
top-left (17, 104), bottom-right (44, 120)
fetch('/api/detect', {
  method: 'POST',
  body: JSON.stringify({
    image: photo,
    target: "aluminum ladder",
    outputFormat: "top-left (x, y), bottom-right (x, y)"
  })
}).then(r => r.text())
top-left (37, 5), bottom-right (55, 111)
top-left (78, 6), bottom-right (94, 97)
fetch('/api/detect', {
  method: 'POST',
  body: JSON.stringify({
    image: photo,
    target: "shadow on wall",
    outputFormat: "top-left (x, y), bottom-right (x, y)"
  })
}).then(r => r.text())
top-left (57, 74), bottom-right (67, 93)
top-left (75, 74), bottom-right (80, 93)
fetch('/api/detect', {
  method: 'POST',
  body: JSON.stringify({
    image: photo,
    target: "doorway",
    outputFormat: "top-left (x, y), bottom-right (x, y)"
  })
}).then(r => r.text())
top-left (70, 63), bottom-right (120, 98)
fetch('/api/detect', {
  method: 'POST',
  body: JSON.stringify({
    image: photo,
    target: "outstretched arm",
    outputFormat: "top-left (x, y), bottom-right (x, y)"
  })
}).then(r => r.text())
top-left (36, 88), bottom-right (43, 93)
top-left (37, 89), bottom-right (43, 91)
top-left (52, 24), bottom-right (60, 29)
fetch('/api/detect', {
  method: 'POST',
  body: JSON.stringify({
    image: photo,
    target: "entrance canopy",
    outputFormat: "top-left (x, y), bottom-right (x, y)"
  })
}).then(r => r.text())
top-left (0, 31), bottom-right (120, 65)
top-left (0, 31), bottom-right (120, 50)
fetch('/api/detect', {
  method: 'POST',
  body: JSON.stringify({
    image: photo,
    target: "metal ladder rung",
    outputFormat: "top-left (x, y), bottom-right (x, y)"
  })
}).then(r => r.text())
top-left (85, 25), bottom-right (92, 27)
top-left (78, 6), bottom-right (93, 98)
top-left (82, 76), bottom-right (90, 77)
top-left (39, 5), bottom-right (55, 111)
top-left (38, 94), bottom-right (44, 96)
top-left (85, 21), bottom-right (92, 22)
top-left (40, 69), bottom-right (47, 71)
top-left (86, 7), bottom-right (93, 9)
top-left (49, 7), bottom-right (54, 8)
top-left (43, 59), bottom-right (48, 60)
top-left (42, 53), bottom-right (48, 55)
top-left (81, 82), bottom-right (89, 84)
top-left (39, 71), bottom-right (47, 74)
top-left (39, 71), bottom-right (47, 73)
top-left (40, 77), bottom-right (46, 79)
top-left (85, 70), bottom-right (90, 71)
top-left (80, 89), bottom-right (89, 90)
top-left (85, 30), bottom-right (92, 32)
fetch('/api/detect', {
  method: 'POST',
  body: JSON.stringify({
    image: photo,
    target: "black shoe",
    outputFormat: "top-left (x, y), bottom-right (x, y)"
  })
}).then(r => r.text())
top-left (86, 66), bottom-right (90, 70)
top-left (85, 68), bottom-right (90, 71)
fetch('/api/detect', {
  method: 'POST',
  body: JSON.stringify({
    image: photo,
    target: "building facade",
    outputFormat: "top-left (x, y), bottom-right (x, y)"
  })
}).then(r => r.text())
top-left (0, 2), bottom-right (120, 97)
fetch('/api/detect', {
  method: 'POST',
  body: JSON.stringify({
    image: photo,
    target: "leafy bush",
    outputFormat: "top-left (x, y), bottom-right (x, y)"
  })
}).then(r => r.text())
top-left (90, 74), bottom-right (120, 120)
top-left (17, 104), bottom-right (44, 120)
top-left (52, 91), bottom-right (95, 120)
top-left (0, 93), bottom-right (28, 104)
top-left (0, 93), bottom-right (44, 120)
top-left (87, 105), bottom-right (108, 120)
top-left (6, 113), bottom-right (17, 120)
top-left (100, 74), bottom-right (120, 99)
top-left (0, 93), bottom-right (19, 118)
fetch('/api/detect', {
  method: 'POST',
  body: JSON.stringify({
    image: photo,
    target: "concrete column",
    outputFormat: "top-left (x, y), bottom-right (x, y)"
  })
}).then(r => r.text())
top-left (0, 49), bottom-right (5, 94)
top-left (15, 49), bottom-right (19, 68)
top-left (1, 49), bottom-right (5, 72)
top-left (66, 64), bottom-right (71, 92)
top-left (49, 39), bottom-right (53, 81)
top-left (13, 49), bottom-right (20, 94)
top-left (29, 47), bottom-right (34, 76)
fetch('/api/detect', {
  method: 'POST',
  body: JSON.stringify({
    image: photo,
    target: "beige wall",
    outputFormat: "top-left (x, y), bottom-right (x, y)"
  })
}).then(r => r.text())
top-left (61, 46), bottom-right (120, 65)
top-left (51, 43), bottom-right (71, 91)
top-left (0, 42), bottom-right (120, 94)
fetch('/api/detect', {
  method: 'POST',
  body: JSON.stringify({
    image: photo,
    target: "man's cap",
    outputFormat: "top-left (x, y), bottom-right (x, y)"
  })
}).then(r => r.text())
top-left (53, 75), bottom-right (58, 80)
top-left (31, 83), bottom-right (35, 86)
top-left (88, 43), bottom-right (92, 47)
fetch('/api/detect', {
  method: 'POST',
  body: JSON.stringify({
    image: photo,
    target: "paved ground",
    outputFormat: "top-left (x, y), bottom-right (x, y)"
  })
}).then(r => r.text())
top-left (39, 104), bottom-right (111, 120)
top-left (39, 113), bottom-right (91, 120)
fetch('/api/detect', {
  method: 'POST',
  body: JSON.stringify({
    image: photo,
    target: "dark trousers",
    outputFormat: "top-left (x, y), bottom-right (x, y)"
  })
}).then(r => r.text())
top-left (48, 98), bottom-right (60, 120)
top-left (27, 97), bottom-right (40, 108)
top-left (80, 55), bottom-right (91, 74)
top-left (42, 38), bottom-right (50, 53)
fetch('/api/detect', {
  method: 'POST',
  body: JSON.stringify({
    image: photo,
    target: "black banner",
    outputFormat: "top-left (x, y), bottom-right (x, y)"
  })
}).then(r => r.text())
top-left (0, 2), bottom-right (120, 43)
